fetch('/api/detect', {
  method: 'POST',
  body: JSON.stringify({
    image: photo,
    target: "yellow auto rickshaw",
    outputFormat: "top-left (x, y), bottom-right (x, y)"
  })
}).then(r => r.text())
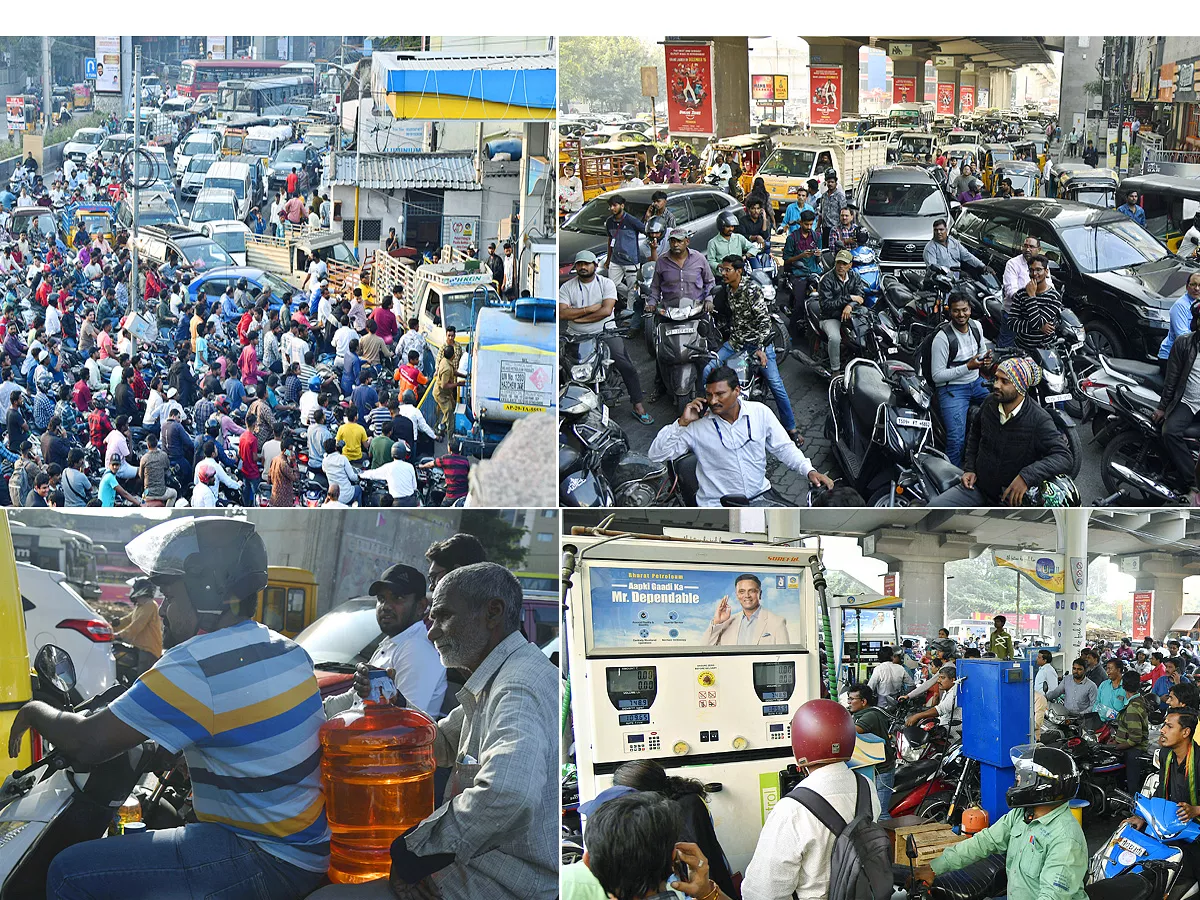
top-left (711, 133), bottom-right (773, 196)
top-left (1055, 167), bottom-right (1118, 208)
top-left (979, 143), bottom-right (1015, 192)
top-left (991, 160), bottom-right (1042, 198)
top-left (256, 566), bottom-right (319, 639)
top-left (1118, 174), bottom-right (1200, 254)
top-left (577, 141), bottom-right (650, 201)
top-left (0, 515), bottom-right (33, 769)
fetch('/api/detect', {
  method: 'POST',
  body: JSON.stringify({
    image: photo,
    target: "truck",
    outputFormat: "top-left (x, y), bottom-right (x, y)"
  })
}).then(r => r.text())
top-left (7, 520), bottom-right (101, 602)
top-left (245, 228), bottom-right (369, 296)
top-left (756, 131), bottom-right (888, 215)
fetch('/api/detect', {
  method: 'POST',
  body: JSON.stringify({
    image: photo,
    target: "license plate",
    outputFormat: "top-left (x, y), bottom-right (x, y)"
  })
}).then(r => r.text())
top-left (1045, 393), bottom-right (1072, 404)
top-left (1115, 836), bottom-right (1146, 856)
top-left (665, 325), bottom-right (695, 336)
top-left (897, 417), bottom-right (932, 429)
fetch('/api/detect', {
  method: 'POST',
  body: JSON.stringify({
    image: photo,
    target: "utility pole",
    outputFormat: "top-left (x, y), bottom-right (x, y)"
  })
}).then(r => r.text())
top-left (41, 37), bottom-right (52, 129)
top-left (1115, 36), bottom-right (1127, 173)
top-left (129, 46), bottom-right (141, 358)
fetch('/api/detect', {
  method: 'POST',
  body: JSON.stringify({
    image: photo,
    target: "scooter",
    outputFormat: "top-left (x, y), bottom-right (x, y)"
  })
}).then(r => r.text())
top-left (648, 300), bottom-right (714, 415)
top-left (1087, 790), bottom-right (1200, 900)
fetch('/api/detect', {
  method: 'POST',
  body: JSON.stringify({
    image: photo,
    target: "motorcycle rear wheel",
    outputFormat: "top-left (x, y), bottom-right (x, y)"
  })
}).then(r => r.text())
top-left (915, 791), bottom-right (955, 824)
top-left (1100, 429), bottom-right (1167, 502)
top-left (772, 319), bottom-right (792, 357)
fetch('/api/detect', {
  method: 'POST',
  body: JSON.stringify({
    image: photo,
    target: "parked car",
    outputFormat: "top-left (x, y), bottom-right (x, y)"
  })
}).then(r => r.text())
top-left (559, 184), bottom-right (741, 283)
top-left (854, 165), bottom-right (952, 270)
top-left (135, 224), bottom-right (236, 274)
top-left (951, 198), bottom-right (1196, 360)
top-left (198, 220), bottom-right (251, 266)
top-left (62, 127), bottom-right (106, 164)
top-left (19, 562), bottom-right (117, 702)
top-left (8, 208), bottom-right (60, 242)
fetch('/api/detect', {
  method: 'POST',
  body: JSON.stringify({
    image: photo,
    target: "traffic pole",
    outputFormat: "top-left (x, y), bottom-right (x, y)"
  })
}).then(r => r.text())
top-left (129, 46), bottom-right (141, 360)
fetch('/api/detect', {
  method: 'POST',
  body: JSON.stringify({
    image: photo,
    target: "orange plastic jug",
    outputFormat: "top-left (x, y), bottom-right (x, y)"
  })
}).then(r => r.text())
top-left (320, 702), bottom-right (438, 884)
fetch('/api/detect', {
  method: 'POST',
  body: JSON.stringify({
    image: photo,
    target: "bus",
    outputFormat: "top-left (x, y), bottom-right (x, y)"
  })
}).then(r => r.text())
top-left (177, 59), bottom-right (288, 98)
top-left (216, 75), bottom-right (315, 118)
top-left (7, 520), bottom-right (101, 601)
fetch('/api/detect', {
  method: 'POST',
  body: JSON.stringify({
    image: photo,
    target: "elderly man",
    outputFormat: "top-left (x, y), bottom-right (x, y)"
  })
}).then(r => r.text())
top-left (309, 562), bottom-right (558, 900)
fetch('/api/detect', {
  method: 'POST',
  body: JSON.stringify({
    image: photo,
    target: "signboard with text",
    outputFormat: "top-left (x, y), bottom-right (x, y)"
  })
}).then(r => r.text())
top-left (441, 216), bottom-right (479, 255)
top-left (959, 85), bottom-right (975, 114)
top-left (94, 36), bottom-right (121, 94)
top-left (664, 43), bottom-right (715, 136)
top-left (937, 82), bottom-right (956, 115)
top-left (1133, 591), bottom-right (1154, 640)
top-left (893, 76), bottom-right (917, 104)
top-left (751, 75), bottom-right (775, 100)
top-left (207, 36), bottom-right (227, 61)
top-left (773, 75), bottom-right (789, 100)
top-left (5, 97), bottom-right (25, 133)
top-left (978, 88), bottom-right (990, 108)
top-left (883, 573), bottom-right (898, 598)
top-left (809, 65), bottom-right (843, 126)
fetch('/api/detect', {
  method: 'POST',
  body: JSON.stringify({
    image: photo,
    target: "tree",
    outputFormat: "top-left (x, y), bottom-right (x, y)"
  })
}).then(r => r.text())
top-left (559, 36), bottom-right (662, 113)
top-left (457, 510), bottom-right (528, 570)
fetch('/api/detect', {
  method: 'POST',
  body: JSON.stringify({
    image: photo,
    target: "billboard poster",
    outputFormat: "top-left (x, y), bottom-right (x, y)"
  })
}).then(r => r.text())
top-left (664, 44), bottom-right (715, 136)
top-left (277, 37), bottom-right (289, 61)
top-left (937, 82), bottom-right (956, 115)
top-left (892, 77), bottom-right (917, 105)
top-left (5, 97), bottom-right (24, 133)
top-left (978, 88), bottom-right (990, 108)
top-left (959, 86), bottom-right (976, 114)
top-left (992, 550), bottom-right (1065, 593)
top-left (586, 564), bottom-right (807, 651)
top-left (751, 75), bottom-right (775, 100)
top-left (1133, 591), bottom-right (1154, 640)
top-left (442, 216), bottom-right (479, 255)
top-left (207, 36), bottom-right (227, 61)
top-left (94, 36), bottom-right (121, 94)
top-left (809, 65), bottom-right (842, 126)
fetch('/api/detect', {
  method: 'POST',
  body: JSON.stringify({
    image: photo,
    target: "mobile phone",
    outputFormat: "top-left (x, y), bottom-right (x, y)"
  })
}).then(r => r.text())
top-left (673, 859), bottom-right (689, 883)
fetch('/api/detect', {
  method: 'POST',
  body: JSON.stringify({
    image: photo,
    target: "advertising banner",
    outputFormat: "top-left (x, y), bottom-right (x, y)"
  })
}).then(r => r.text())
top-left (992, 550), bottom-right (1065, 593)
top-left (5, 97), bottom-right (24, 133)
top-left (1133, 591), bottom-right (1154, 640)
top-left (664, 44), bottom-right (715, 136)
top-left (207, 36), bottom-right (227, 61)
top-left (94, 36), bottom-right (121, 94)
top-left (959, 85), bottom-right (975, 114)
top-left (586, 564), bottom-right (806, 651)
top-left (883, 572), bottom-right (899, 598)
top-left (773, 75), bottom-right (789, 100)
top-left (751, 75), bottom-right (775, 100)
top-left (809, 65), bottom-right (843, 126)
top-left (978, 88), bottom-right (990, 108)
top-left (441, 216), bottom-right (479, 255)
top-left (893, 76), bottom-right (917, 105)
top-left (936, 82), bottom-right (956, 115)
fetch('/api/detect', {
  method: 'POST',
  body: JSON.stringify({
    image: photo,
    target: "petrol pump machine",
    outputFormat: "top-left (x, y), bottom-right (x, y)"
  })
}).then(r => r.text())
top-left (564, 535), bottom-right (821, 875)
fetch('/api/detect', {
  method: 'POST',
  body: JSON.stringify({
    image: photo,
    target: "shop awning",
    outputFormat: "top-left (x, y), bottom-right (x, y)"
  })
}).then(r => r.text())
top-left (1169, 614), bottom-right (1200, 633)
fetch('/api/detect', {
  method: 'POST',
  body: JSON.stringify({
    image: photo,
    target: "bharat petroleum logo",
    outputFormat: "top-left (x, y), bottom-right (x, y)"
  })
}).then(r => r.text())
top-left (1035, 558), bottom-right (1057, 579)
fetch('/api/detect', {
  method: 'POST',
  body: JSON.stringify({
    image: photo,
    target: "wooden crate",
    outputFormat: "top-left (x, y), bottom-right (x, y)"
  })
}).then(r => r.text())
top-left (890, 822), bottom-right (969, 866)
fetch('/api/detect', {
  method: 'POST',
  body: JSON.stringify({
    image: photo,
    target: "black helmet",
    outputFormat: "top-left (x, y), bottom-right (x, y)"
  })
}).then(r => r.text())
top-left (237, 277), bottom-right (248, 290)
top-left (825, 167), bottom-right (838, 181)
top-left (622, 164), bottom-right (636, 177)
top-left (126, 576), bottom-right (156, 600)
top-left (1023, 475), bottom-right (1081, 508)
top-left (717, 211), bottom-right (740, 230)
top-left (125, 517), bottom-right (268, 616)
top-left (645, 215), bottom-right (668, 237)
top-left (1006, 744), bottom-right (1078, 809)
top-left (390, 442), bottom-right (407, 460)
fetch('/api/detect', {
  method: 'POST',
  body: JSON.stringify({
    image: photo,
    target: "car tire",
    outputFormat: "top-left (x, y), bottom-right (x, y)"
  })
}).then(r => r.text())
top-left (1083, 319), bottom-right (1125, 359)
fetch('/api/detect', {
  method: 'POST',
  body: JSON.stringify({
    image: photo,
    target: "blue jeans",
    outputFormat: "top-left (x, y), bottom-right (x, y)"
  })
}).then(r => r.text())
top-left (242, 476), bottom-right (260, 507)
top-left (875, 767), bottom-right (895, 820)
top-left (702, 342), bottom-right (796, 431)
top-left (937, 379), bottom-right (991, 467)
top-left (47, 822), bottom-right (327, 900)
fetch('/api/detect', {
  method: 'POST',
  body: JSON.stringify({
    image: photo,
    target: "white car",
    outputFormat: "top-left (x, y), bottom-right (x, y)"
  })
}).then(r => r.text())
top-left (190, 187), bottom-right (240, 226)
top-left (19, 562), bottom-right (117, 701)
top-left (198, 220), bottom-right (251, 266)
top-left (63, 127), bottom-right (106, 164)
top-left (174, 130), bottom-right (222, 178)
top-left (181, 153), bottom-right (220, 199)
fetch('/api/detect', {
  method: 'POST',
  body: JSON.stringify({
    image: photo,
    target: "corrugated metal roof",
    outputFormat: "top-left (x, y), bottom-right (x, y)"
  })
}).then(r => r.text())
top-left (330, 152), bottom-right (481, 190)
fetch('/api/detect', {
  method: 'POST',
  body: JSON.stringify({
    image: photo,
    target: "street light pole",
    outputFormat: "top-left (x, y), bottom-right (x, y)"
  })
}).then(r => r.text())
top-left (129, 46), bottom-right (141, 359)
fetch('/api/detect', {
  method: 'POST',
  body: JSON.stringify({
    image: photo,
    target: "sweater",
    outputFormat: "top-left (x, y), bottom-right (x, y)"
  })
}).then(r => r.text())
top-left (962, 395), bottom-right (1073, 503)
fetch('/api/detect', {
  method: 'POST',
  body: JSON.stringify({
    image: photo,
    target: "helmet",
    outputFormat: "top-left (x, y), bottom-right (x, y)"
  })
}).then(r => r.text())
top-left (198, 465), bottom-right (216, 485)
top-left (126, 576), bottom-right (156, 600)
top-left (308, 374), bottom-right (322, 391)
top-left (969, 178), bottom-right (983, 193)
top-left (717, 211), bottom-right (740, 230)
top-left (645, 216), bottom-right (668, 238)
top-left (622, 164), bottom-right (636, 177)
top-left (390, 442), bottom-right (407, 460)
top-left (1024, 475), bottom-right (1081, 508)
top-left (237, 278), bottom-right (248, 290)
top-left (790, 699), bottom-right (857, 768)
top-left (825, 167), bottom-right (838, 181)
top-left (1006, 744), bottom-right (1079, 809)
top-left (205, 416), bottom-right (221, 436)
top-left (125, 517), bottom-right (268, 616)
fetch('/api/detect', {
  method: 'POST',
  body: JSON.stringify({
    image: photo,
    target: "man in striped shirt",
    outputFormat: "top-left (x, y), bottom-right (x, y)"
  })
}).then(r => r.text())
top-left (15, 517), bottom-right (330, 900)
top-left (1009, 255), bottom-right (1062, 351)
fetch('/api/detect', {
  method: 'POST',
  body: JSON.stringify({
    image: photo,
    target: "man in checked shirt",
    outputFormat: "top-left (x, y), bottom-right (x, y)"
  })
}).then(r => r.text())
top-left (311, 562), bottom-right (558, 900)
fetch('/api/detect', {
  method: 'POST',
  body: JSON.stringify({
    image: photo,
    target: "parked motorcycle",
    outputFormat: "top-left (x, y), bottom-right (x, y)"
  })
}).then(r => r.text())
top-left (560, 325), bottom-right (620, 407)
top-left (1087, 790), bottom-right (1198, 900)
top-left (1097, 374), bottom-right (1198, 505)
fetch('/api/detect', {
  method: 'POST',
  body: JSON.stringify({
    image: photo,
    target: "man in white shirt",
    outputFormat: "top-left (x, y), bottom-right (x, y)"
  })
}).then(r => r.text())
top-left (398, 390), bottom-right (439, 443)
top-left (558, 161), bottom-right (584, 216)
top-left (299, 386), bottom-right (320, 425)
top-left (361, 443), bottom-right (420, 505)
top-left (282, 323), bottom-right (310, 370)
top-left (190, 467), bottom-right (220, 508)
top-left (325, 564), bottom-right (447, 720)
top-left (332, 317), bottom-right (356, 368)
top-left (905, 665), bottom-right (960, 729)
top-left (648, 365), bottom-right (833, 506)
top-left (44, 298), bottom-right (61, 338)
top-left (1000, 235), bottom-right (1052, 344)
top-left (868, 649), bottom-right (915, 709)
top-left (1035, 648), bottom-right (1059, 694)
top-left (743, 699), bottom-right (880, 900)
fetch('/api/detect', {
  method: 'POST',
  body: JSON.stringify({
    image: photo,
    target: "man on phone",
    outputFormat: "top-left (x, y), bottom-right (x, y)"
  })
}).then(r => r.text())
top-left (782, 209), bottom-right (821, 339)
top-left (930, 295), bottom-right (992, 467)
top-left (703, 574), bottom-right (790, 646)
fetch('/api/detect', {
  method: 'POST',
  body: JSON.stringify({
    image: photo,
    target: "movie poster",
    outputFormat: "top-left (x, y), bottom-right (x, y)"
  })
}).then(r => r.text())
top-left (664, 44), bottom-right (715, 136)
top-left (809, 65), bottom-right (842, 126)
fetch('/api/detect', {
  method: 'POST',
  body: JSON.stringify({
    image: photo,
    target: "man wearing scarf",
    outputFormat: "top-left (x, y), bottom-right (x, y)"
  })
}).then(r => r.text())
top-left (931, 356), bottom-right (1074, 507)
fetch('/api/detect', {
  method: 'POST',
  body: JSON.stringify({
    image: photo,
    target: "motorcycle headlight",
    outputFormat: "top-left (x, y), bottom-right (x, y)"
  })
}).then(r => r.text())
top-left (858, 248), bottom-right (877, 264)
top-left (901, 742), bottom-right (922, 763)
top-left (570, 363), bottom-right (594, 380)
top-left (907, 381), bottom-right (931, 410)
top-left (1044, 370), bottom-right (1066, 393)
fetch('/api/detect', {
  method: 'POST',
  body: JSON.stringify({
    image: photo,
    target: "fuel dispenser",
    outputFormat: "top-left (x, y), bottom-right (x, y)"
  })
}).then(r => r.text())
top-left (563, 535), bottom-right (822, 875)
top-left (959, 657), bottom-right (1033, 822)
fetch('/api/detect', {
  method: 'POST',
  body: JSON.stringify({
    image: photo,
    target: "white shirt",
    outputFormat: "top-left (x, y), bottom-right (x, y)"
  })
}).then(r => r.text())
top-left (1035, 662), bottom-right (1060, 694)
top-left (362, 459), bottom-right (419, 499)
top-left (397, 330), bottom-right (426, 364)
top-left (935, 683), bottom-right (960, 727)
top-left (372, 622), bottom-right (447, 715)
top-left (299, 390), bottom-right (320, 425)
top-left (44, 305), bottom-right (61, 337)
top-left (195, 457), bottom-right (239, 491)
top-left (558, 175), bottom-right (584, 212)
top-left (398, 403), bottom-right (437, 440)
top-left (1002, 254), bottom-right (1053, 309)
top-left (332, 325), bottom-right (356, 364)
top-left (282, 333), bottom-right (309, 369)
top-left (648, 400), bottom-right (813, 507)
top-left (143, 389), bottom-right (164, 427)
top-left (743, 762), bottom-right (881, 900)
top-left (502, 253), bottom-right (515, 288)
top-left (190, 481), bottom-right (218, 508)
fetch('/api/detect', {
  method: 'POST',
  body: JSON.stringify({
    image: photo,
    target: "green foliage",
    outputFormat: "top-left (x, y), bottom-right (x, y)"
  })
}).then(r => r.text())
top-left (560, 36), bottom-right (663, 113)
top-left (457, 510), bottom-right (528, 570)
top-left (45, 112), bottom-right (106, 147)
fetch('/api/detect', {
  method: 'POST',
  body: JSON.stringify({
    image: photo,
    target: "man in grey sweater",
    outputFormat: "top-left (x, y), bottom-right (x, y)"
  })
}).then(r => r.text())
top-left (1045, 657), bottom-right (1099, 716)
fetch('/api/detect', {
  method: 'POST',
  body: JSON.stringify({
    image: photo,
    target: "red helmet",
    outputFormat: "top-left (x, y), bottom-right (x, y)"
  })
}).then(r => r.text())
top-left (790, 699), bottom-right (857, 767)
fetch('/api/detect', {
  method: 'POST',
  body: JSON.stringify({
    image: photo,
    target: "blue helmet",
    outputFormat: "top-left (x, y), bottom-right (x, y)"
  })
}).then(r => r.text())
top-left (308, 374), bottom-right (322, 391)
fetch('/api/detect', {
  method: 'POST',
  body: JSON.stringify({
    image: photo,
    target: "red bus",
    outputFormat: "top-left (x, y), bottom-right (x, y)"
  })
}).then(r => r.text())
top-left (177, 59), bottom-right (289, 98)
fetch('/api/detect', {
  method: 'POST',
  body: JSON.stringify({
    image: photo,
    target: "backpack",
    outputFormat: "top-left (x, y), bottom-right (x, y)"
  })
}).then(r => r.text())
top-left (789, 773), bottom-right (893, 900)
top-left (918, 319), bottom-right (985, 387)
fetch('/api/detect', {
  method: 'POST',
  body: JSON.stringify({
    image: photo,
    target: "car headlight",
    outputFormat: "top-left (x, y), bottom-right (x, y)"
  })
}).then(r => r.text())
top-left (570, 363), bottom-right (594, 381)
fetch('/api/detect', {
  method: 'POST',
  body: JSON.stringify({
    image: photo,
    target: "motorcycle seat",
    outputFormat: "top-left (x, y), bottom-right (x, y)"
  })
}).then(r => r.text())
top-left (900, 268), bottom-right (925, 290)
top-left (930, 854), bottom-right (1007, 900)
top-left (918, 449), bottom-right (965, 493)
top-left (885, 282), bottom-right (916, 307)
top-left (847, 365), bottom-right (891, 423)
top-left (1108, 358), bottom-right (1166, 391)
top-left (806, 298), bottom-right (822, 321)
top-left (1086, 874), bottom-right (1155, 900)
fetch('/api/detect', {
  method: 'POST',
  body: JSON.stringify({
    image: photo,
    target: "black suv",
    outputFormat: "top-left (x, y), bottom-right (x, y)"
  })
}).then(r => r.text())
top-left (950, 198), bottom-right (1198, 360)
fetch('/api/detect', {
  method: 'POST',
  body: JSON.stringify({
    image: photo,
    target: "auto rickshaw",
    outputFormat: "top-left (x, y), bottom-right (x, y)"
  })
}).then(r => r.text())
top-left (979, 143), bottom-right (1015, 192)
top-left (991, 160), bottom-right (1042, 198)
top-left (1118, 174), bottom-right (1200, 253)
top-left (710, 133), bottom-right (772, 195)
top-left (1055, 166), bottom-right (1118, 208)
top-left (61, 202), bottom-right (117, 249)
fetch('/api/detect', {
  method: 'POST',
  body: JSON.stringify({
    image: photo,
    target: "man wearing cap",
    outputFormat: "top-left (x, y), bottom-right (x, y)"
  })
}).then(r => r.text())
top-left (113, 578), bottom-right (163, 677)
top-left (816, 249), bottom-right (867, 375)
top-left (559, 250), bottom-right (654, 425)
top-left (931, 356), bottom-right (1073, 506)
top-left (324, 564), bottom-right (446, 719)
top-left (604, 194), bottom-right (646, 308)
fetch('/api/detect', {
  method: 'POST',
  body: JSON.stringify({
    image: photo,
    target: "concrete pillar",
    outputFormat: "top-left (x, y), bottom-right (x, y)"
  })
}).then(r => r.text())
top-left (1053, 509), bottom-right (1091, 661)
top-left (1133, 553), bottom-right (1192, 641)
top-left (808, 38), bottom-right (862, 117)
top-left (937, 67), bottom-right (961, 114)
top-left (867, 531), bottom-right (974, 639)
top-left (890, 57), bottom-right (927, 106)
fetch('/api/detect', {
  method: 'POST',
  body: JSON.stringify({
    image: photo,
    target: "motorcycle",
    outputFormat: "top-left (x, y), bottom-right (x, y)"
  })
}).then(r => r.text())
top-left (793, 298), bottom-right (903, 379)
top-left (1097, 375), bottom-right (1199, 505)
top-left (851, 244), bottom-right (883, 308)
top-left (1074, 353), bottom-right (1163, 447)
top-left (647, 300), bottom-right (715, 415)
top-left (826, 357), bottom-right (964, 507)
top-left (560, 325), bottom-right (619, 407)
top-left (1087, 790), bottom-right (1199, 900)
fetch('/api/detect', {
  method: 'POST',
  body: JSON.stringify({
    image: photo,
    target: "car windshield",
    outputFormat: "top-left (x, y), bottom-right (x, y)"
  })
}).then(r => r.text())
top-left (563, 197), bottom-right (651, 235)
top-left (78, 131), bottom-right (103, 145)
top-left (863, 183), bottom-right (947, 217)
top-left (1074, 188), bottom-right (1115, 207)
top-left (205, 177), bottom-right (246, 199)
top-left (183, 139), bottom-right (213, 156)
top-left (759, 148), bottom-right (816, 177)
top-left (256, 271), bottom-right (292, 297)
top-left (178, 239), bottom-right (235, 271)
top-left (318, 243), bottom-right (358, 265)
top-left (443, 288), bottom-right (496, 332)
top-left (276, 147), bottom-right (307, 164)
top-left (138, 208), bottom-right (179, 227)
top-left (243, 138), bottom-right (274, 155)
top-left (191, 201), bottom-right (235, 223)
top-left (211, 230), bottom-right (246, 254)
top-left (187, 157), bottom-right (215, 174)
top-left (12, 212), bottom-right (55, 235)
top-left (77, 213), bottom-right (110, 233)
top-left (102, 138), bottom-right (130, 153)
top-left (134, 159), bottom-right (171, 182)
top-left (1058, 219), bottom-right (1171, 273)
top-left (294, 598), bottom-right (381, 665)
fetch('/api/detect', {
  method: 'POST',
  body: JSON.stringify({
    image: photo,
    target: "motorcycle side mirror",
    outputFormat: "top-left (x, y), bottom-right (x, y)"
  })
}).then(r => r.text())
top-left (34, 643), bottom-right (77, 695)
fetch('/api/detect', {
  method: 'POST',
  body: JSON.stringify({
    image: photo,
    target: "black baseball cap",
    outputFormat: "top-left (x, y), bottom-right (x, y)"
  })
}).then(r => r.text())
top-left (369, 564), bottom-right (427, 600)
